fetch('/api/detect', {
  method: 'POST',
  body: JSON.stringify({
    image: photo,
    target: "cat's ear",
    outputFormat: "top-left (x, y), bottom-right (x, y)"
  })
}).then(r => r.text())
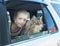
top-left (39, 16), bottom-right (43, 24)
top-left (33, 16), bottom-right (36, 18)
top-left (40, 16), bottom-right (43, 20)
top-left (31, 16), bottom-right (37, 21)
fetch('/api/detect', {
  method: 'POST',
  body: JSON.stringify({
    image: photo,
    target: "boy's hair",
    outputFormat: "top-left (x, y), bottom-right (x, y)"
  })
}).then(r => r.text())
top-left (14, 10), bottom-right (28, 17)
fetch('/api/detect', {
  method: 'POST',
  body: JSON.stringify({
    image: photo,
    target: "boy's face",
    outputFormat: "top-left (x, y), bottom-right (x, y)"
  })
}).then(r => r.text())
top-left (14, 11), bottom-right (28, 27)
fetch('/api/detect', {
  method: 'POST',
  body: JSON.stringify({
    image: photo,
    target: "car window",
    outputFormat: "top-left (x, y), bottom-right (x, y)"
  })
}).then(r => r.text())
top-left (51, 3), bottom-right (60, 17)
top-left (6, 4), bottom-right (58, 45)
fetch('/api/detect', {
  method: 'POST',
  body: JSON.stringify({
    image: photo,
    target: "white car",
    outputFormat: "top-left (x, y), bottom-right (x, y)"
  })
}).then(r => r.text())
top-left (0, 0), bottom-right (60, 46)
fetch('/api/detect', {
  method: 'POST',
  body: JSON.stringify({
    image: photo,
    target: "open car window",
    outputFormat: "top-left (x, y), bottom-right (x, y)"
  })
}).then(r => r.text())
top-left (7, 4), bottom-right (58, 44)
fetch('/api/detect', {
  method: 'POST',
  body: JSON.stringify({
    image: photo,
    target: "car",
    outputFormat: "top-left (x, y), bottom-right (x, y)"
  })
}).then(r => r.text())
top-left (0, 0), bottom-right (60, 46)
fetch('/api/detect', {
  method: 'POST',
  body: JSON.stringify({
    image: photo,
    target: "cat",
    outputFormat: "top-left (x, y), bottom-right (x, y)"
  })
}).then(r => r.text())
top-left (25, 16), bottom-right (43, 35)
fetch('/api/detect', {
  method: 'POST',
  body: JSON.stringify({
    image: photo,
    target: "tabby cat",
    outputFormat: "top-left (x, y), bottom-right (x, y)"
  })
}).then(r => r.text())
top-left (25, 16), bottom-right (43, 35)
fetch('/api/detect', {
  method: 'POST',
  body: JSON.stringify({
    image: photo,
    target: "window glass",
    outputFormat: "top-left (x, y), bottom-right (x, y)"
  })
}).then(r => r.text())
top-left (51, 3), bottom-right (60, 17)
top-left (27, 12), bottom-right (30, 20)
top-left (7, 11), bottom-right (11, 27)
top-left (41, 5), bottom-right (57, 33)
